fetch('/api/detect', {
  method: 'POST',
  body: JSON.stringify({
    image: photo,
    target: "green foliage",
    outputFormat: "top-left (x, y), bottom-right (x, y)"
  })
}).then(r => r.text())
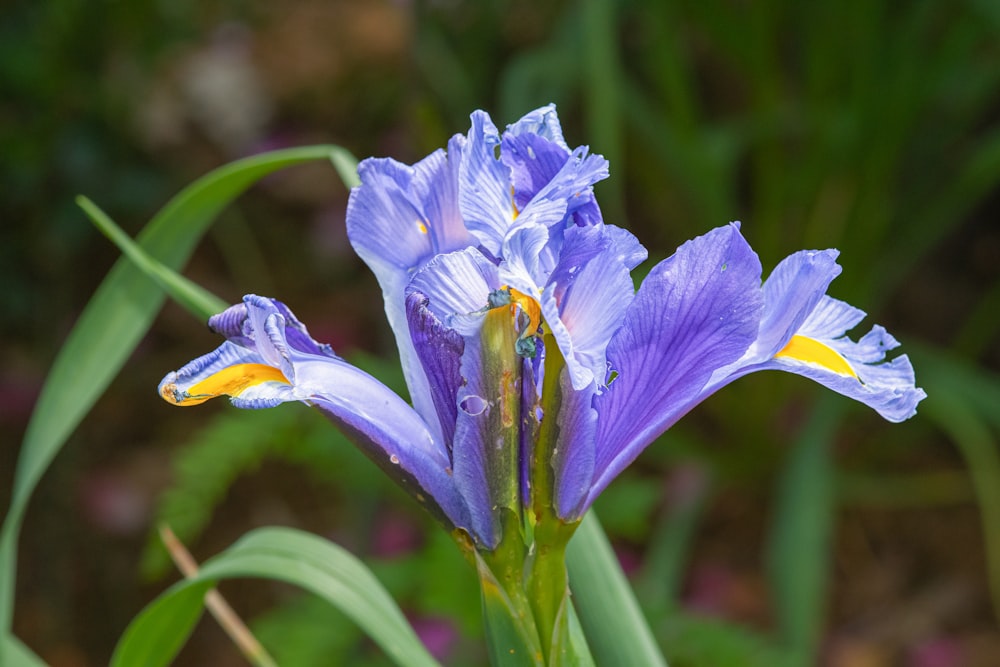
top-left (113, 527), bottom-right (442, 667)
top-left (5, 0), bottom-right (1000, 664)
top-left (0, 145), bottom-right (339, 663)
top-left (765, 398), bottom-right (842, 665)
top-left (567, 514), bottom-right (668, 667)
top-left (656, 612), bottom-right (796, 667)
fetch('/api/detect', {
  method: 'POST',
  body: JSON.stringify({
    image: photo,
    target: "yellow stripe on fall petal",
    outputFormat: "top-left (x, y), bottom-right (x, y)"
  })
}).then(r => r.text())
top-left (161, 363), bottom-right (290, 406)
top-left (507, 287), bottom-right (541, 336)
top-left (775, 335), bottom-right (858, 379)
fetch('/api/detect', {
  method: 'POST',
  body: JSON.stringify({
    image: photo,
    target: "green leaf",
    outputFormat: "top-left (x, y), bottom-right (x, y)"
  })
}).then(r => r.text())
top-left (476, 553), bottom-right (544, 667)
top-left (566, 512), bottom-right (668, 667)
top-left (113, 527), bottom-right (440, 667)
top-left (765, 396), bottom-right (842, 665)
top-left (77, 196), bottom-right (228, 320)
top-left (0, 145), bottom-right (350, 655)
top-left (0, 633), bottom-right (48, 667)
top-left (656, 611), bottom-right (794, 667)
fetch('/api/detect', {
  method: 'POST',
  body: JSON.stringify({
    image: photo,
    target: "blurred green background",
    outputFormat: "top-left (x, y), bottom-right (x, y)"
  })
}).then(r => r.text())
top-left (3, 0), bottom-right (1000, 665)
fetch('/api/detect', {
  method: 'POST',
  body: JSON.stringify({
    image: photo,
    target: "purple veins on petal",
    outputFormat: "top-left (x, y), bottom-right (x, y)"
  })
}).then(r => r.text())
top-left (587, 224), bottom-right (764, 507)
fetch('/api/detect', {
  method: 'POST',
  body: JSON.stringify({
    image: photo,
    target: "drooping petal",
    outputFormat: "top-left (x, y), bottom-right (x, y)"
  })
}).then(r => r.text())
top-left (587, 224), bottom-right (764, 507)
top-left (159, 296), bottom-right (471, 535)
top-left (720, 293), bottom-right (926, 422)
top-left (752, 249), bottom-right (842, 359)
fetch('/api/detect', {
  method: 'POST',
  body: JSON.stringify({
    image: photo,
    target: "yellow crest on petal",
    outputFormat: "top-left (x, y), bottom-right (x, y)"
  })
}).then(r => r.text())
top-left (775, 335), bottom-right (858, 379)
top-left (161, 363), bottom-right (290, 406)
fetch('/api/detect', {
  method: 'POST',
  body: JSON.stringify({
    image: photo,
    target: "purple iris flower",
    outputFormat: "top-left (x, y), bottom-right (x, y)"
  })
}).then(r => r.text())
top-left (159, 105), bottom-right (925, 550)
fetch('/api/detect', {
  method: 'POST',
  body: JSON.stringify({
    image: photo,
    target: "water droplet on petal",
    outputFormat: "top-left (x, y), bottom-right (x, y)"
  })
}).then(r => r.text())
top-left (460, 395), bottom-right (488, 416)
top-left (390, 454), bottom-right (400, 464)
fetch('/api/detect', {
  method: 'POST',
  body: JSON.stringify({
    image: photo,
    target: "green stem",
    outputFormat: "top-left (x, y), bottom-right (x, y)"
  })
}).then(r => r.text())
top-left (523, 334), bottom-right (582, 662)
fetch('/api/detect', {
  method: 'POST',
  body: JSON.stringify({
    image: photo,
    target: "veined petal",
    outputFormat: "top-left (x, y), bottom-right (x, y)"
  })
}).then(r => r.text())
top-left (725, 293), bottom-right (926, 422)
top-left (540, 244), bottom-right (636, 391)
top-left (502, 132), bottom-right (572, 211)
top-left (407, 247), bottom-right (499, 329)
top-left (498, 222), bottom-right (553, 300)
top-left (525, 145), bottom-right (608, 219)
top-left (588, 224), bottom-right (763, 507)
top-left (459, 110), bottom-right (515, 255)
top-left (753, 249), bottom-right (842, 358)
top-left (504, 103), bottom-right (569, 152)
top-left (347, 145), bottom-right (477, 442)
top-left (405, 292), bottom-right (465, 448)
top-left (552, 370), bottom-right (597, 521)
top-left (160, 296), bottom-right (471, 534)
top-left (347, 157), bottom-right (435, 273)
top-left (413, 134), bottom-right (475, 253)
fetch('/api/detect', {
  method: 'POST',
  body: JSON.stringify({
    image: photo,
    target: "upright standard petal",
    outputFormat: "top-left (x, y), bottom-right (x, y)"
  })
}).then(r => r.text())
top-left (587, 224), bottom-right (764, 507)
top-left (159, 296), bottom-right (471, 535)
top-left (346, 143), bottom-right (473, 443)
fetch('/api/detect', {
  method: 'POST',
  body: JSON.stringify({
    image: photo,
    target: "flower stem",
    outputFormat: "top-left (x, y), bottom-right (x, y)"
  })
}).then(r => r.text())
top-left (524, 334), bottom-right (582, 662)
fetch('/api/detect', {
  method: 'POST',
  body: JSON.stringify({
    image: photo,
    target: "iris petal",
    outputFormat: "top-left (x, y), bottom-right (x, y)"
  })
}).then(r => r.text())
top-left (588, 224), bottom-right (763, 508)
top-left (160, 295), bottom-right (472, 535)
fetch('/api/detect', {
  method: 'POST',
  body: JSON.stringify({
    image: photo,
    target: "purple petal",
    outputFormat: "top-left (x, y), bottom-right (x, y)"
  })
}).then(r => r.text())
top-left (459, 110), bottom-right (515, 255)
top-left (160, 296), bottom-right (471, 534)
top-left (407, 248), bottom-right (499, 327)
top-left (721, 293), bottom-right (926, 422)
top-left (753, 249), bottom-right (842, 358)
top-left (587, 224), bottom-right (763, 507)
top-left (405, 292), bottom-right (465, 448)
top-left (542, 242), bottom-right (637, 390)
top-left (501, 131), bottom-right (573, 210)
top-left (504, 103), bottom-right (569, 151)
top-left (347, 158), bottom-right (435, 274)
top-left (552, 371), bottom-right (597, 520)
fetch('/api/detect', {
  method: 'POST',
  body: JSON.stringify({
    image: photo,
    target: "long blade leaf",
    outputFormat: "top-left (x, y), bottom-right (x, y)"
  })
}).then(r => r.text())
top-left (765, 396), bottom-right (842, 664)
top-left (112, 527), bottom-right (440, 667)
top-left (566, 512), bottom-right (668, 667)
top-left (0, 145), bottom-right (347, 654)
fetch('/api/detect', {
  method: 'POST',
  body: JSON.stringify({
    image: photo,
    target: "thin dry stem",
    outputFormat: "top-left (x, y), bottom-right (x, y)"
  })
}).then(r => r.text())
top-left (159, 524), bottom-right (278, 667)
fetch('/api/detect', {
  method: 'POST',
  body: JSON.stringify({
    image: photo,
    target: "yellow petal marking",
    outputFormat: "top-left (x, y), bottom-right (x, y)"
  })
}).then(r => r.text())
top-left (161, 363), bottom-right (290, 406)
top-left (775, 334), bottom-right (858, 379)
top-left (416, 220), bottom-right (428, 234)
top-left (507, 287), bottom-right (542, 336)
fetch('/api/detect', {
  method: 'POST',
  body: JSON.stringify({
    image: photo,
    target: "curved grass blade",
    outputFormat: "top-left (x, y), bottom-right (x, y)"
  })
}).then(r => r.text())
top-left (77, 196), bottom-right (228, 320)
top-left (0, 145), bottom-right (348, 653)
top-left (566, 512), bottom-right (668, 667)
top-left (765, 396), bottom-right (842, 665)
top-left (112, 527), bottom-right (440, 667)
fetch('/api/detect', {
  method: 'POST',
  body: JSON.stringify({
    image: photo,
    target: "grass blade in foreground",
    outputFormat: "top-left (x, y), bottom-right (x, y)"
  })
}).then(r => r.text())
top-left (0, 145), bottom-right (345, 658)
top-left (112, 527), bottom-right (441, 667)
top-left (567, 512), bottom-right (668, 667)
